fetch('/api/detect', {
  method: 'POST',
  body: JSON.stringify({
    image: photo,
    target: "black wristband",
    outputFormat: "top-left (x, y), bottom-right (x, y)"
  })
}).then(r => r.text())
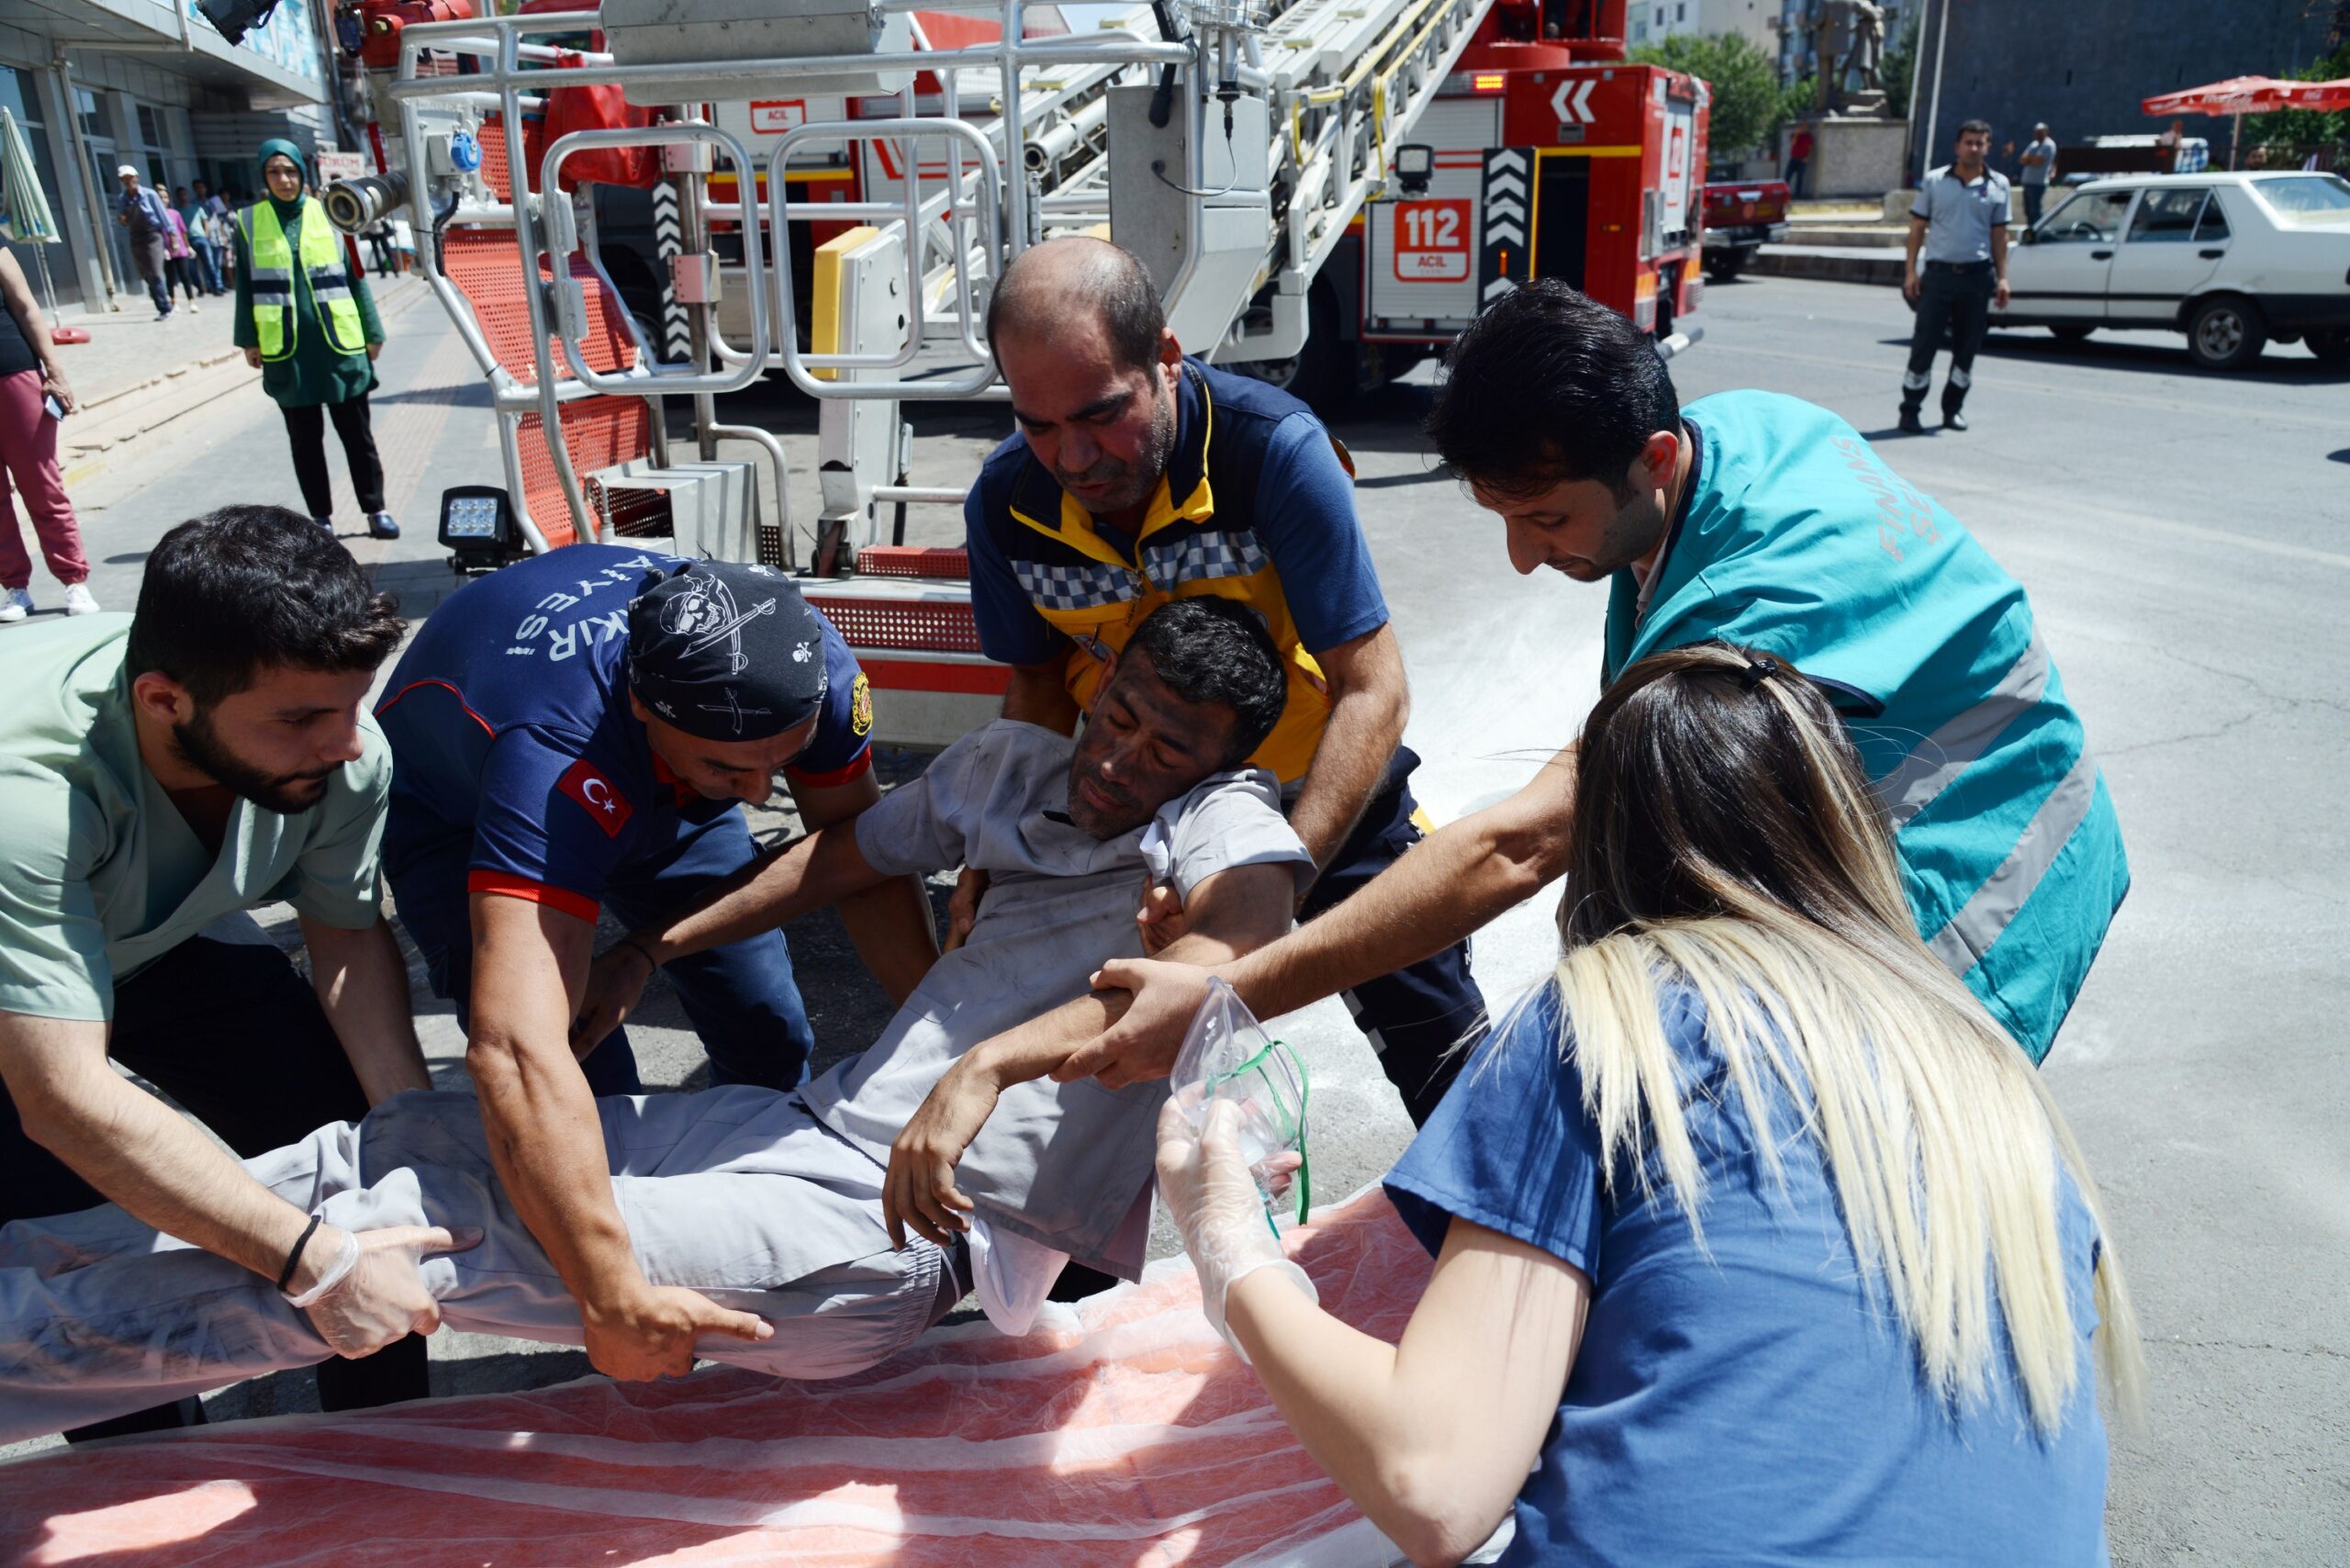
top-left (620, 935), bottom-right (660, 971)
top-left (275, 1213), bottom-right (324, 1293)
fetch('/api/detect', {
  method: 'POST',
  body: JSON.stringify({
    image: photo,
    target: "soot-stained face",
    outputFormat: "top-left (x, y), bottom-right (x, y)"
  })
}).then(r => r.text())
top-left (1063, 646), bottom-right (1238, 839)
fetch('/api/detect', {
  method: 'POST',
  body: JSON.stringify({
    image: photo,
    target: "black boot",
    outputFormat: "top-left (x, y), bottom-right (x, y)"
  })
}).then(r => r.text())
top-left (1898, 403), bottom-right (1927, 434)
top-left (1942, 401), bottom-right (1969, 431)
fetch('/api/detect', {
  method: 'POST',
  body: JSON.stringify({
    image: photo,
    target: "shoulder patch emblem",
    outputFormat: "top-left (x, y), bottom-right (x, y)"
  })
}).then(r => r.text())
top-left (556, 758), bottom-right (634, 838)
top-left (850, 672), bottom-right (873, 737)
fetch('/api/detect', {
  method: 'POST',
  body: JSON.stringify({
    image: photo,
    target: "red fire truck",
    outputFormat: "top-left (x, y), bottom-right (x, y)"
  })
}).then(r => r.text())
top-left (338, 0), bottom-right (1707, 743)
top-left (1289, 0), bottom-right (1710, 401)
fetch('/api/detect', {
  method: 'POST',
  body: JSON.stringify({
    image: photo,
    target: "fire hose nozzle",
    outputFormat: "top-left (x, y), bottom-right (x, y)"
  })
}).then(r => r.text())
top-left (323, 170), bottom-right (412, 233)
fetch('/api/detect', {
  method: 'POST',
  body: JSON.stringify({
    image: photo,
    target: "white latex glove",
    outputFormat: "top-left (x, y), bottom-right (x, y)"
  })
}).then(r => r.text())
top-left (1155, 1098), bottom-right (1315, 1362)
top-left (289, 1222), bottom-right (481, 1357)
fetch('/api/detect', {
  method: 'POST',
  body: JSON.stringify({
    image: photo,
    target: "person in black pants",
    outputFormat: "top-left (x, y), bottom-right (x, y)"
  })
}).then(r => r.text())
top-left (1899, 119), bottom-right (2012, 433)
top-left (0, 508), bottom-right (441, 1441)
top-left (232, 139), bottom-right (400, 540)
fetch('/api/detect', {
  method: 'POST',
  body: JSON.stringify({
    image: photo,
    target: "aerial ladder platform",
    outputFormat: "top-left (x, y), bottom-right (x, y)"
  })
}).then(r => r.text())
top-left (333, 0), bottom-right (1496, 745)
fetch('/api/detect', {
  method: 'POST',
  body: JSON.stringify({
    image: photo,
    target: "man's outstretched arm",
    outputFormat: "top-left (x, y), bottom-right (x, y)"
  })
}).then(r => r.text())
top-left (1058, 745), bottom-right (1578, 1090)
top-left (570, 821), bottom-right (893, 1049)
top-left (883, 858), bottom-right (1299, 1248)
top-left (2, 1010), bottom-right (458, 1357)
top-left (468, 893), bottom-right (772, 1381)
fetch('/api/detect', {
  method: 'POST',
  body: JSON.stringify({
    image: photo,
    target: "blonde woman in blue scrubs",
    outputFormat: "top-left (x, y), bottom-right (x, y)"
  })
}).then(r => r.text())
top-left (1158, 643), bottom-right (2143, 1566)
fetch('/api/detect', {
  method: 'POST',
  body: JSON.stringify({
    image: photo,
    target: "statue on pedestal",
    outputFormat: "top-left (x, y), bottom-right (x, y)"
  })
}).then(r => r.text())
top-left (1810, 0), bottom-right (1888, 118)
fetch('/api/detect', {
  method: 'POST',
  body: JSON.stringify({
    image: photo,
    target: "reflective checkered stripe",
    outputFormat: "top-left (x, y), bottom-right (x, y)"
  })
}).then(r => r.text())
top-left (1012, 557), bottom-right (1137, 613)
top-left (979, 362), bottom-right (1354, 784)
top-left (1141, 530), bottom-right (1270, 585)
top-left (241, 196), bottom-right (367, 362)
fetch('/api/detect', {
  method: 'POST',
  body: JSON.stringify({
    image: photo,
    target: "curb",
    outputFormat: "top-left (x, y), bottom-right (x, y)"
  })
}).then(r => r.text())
top-left (1785, 225), bottom-right (1907, 249)
top-left (1751, 249), bottom-right (1904, 286)
top-left (59, 282), bottom-right (442, 491)
top-left (75, 345), bottom-right (252, 421)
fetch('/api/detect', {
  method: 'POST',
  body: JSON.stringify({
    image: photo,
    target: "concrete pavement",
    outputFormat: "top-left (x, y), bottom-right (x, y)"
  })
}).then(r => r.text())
top-left (5, 273), bottom-right (2346, 1565)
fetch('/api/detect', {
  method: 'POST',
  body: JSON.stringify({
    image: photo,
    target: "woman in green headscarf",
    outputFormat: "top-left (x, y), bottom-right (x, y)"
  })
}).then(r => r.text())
top-left (231, 139), bottom-right (399, 539)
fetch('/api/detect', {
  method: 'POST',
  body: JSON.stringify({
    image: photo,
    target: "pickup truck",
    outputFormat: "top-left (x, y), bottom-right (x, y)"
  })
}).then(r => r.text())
top-left (1702, 176), bottom-right (1791, 283)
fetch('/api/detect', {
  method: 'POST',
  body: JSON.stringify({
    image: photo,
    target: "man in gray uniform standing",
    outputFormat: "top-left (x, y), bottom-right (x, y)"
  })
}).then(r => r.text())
top-left (1901, 119), bottom-right (2011, 433)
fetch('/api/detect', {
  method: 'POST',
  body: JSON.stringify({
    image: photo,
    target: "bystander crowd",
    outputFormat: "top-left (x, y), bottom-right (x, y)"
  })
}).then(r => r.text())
top-left (160, 199), bottom-right (203, 315)
top-left (175, 184), bottom-right (224, 297)
top-left (112, 165), bottom-right (174, 320)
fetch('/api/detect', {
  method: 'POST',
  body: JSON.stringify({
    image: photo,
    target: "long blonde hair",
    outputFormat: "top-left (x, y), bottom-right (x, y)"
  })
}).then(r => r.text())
top-left (1550, 644), bottom-right (2142, 1435)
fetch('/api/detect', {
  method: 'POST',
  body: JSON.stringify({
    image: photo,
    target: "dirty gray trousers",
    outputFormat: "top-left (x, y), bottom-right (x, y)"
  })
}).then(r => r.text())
top-left (0, 1088), bottom-right (946, 1442)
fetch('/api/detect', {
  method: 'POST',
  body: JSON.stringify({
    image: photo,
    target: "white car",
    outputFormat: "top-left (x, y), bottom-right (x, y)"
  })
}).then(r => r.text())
top-left (1998, 171), bottom-right (2350, 370)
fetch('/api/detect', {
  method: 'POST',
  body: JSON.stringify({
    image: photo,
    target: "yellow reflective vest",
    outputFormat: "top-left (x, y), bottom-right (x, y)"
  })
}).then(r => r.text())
top-left (967, 362), bottom-right (1371, 784)
top-left (241, 196), bottom-right (365, 363)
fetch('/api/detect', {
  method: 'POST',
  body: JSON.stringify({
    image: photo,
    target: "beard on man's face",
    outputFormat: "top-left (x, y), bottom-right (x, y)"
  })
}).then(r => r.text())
top-left (171, 706), bottom-right (336, 814)
top-left (1062, 747), bottom-right (1147, 840)
top-left (1055, 383), bottom-right (1179, 517)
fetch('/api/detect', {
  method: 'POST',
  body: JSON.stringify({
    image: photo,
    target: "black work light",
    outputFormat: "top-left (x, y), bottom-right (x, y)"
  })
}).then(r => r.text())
top-left (1395, 143), bottom-right (1434, 195)
top-left (439, 486), bottom-right (523, 573)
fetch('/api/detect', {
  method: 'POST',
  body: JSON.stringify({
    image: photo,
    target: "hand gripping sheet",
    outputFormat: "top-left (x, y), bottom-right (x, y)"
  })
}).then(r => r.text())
top-left (0, 1189), bottom-right (1430, 1568)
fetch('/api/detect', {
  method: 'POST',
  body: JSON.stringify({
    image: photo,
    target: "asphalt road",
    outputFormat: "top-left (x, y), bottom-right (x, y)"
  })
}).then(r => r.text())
top-left (6, 274), bottom-right (2345, 1564)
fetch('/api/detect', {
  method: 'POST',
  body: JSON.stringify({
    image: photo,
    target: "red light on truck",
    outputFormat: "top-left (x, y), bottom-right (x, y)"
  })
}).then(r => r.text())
top-left (1472, 73), bottom-right (1505, 93)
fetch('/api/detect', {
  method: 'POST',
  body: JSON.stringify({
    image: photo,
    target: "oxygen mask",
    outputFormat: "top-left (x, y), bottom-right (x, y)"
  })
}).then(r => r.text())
top-left (1169, 978), bottom-right (1311, 1233)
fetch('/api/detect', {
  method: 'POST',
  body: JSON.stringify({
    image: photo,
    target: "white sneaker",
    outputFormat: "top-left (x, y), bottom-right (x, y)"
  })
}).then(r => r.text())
top-left (62, 582), bottom-right (100, 615)
top-left (0, 588), bottom-right (31, 622)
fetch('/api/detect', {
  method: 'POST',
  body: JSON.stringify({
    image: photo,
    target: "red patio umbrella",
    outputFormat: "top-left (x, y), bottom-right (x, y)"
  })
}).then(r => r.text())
top-left (2143, 75), bottom-right (2350, 168)
top-left (2280, 78), bottom-right (2350, 111)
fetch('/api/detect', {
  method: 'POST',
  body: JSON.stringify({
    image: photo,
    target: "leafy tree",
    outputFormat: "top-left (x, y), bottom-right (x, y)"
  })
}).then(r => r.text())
top-left (1783, 75), bottom-right (1818, 132)
top-left (2243, 39), bottom-right (2350, 153)
top-left (1879, 13), bottom-right (1919, 120)
top-left (1629, 32), bottom-right (1785, 156)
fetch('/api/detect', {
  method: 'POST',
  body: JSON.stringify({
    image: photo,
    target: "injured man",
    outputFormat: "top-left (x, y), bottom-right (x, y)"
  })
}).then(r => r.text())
top-left (0, 598), bottom-right (1311, 1443)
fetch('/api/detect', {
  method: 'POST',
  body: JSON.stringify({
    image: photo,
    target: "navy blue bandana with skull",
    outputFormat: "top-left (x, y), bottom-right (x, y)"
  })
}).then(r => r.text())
top-left (625, 561), bottom-right (829, 740)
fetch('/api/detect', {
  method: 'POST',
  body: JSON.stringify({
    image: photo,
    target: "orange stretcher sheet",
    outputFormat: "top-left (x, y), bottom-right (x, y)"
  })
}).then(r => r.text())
top-left (0, 1191), bottom-right (1428, 1567)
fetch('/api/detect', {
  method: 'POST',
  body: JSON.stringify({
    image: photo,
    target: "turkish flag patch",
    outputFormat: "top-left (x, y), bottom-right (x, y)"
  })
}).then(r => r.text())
top-left (556, 758), bottom-right (634, 837)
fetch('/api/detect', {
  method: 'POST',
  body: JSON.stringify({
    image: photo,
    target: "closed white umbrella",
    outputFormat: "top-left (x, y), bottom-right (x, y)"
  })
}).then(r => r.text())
top-left (0, 106), bottom-right (65, 319)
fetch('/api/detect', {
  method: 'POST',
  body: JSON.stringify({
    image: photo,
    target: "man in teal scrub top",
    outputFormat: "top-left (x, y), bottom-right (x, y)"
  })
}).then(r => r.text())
top-left (1069, 281), bottom-right (2125, 1080)
top-left (0, 506), bottom-right (442, 1439)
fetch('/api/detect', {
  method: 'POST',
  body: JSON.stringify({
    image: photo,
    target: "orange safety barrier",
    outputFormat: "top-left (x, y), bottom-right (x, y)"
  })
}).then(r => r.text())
top-left (475, 115), bottom-right (526, 202)
top-left (439, 227), bottom-right (637, 379)
top-left (854, 546), bottom-right (972, 579)
top-left (515, 402), bottom-right (653, 547)
top-left (436, 210), bottom-right (650, 548)
top-left (815, 595), bottom-right (986, 655)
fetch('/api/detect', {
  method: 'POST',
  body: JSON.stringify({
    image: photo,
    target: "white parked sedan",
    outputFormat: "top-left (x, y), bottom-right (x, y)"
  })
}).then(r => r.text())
top-left (1997, 171), bottom-right (2350, 370)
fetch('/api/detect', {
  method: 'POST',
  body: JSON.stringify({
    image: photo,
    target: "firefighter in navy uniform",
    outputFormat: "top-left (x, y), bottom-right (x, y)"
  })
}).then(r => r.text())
top-left (373, 549), bottom-right (942, 1382)
top-left (963, 236), bottom-right (1483, 1128)
top-left (375, 546), bottom-right (936, 1100)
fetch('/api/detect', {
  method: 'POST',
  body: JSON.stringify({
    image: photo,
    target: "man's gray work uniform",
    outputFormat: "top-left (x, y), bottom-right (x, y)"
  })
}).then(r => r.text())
top-left (1904, 162), bottom-right (2009, 422)
top-left (0, 721), bottom-right (1310, 1440)
top-left (809, 719), bottom-right (1313, 1312)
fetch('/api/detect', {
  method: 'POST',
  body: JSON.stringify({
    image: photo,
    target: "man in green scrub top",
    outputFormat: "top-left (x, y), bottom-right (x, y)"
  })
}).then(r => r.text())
top-left (0, 506), bottom-right (444, 1439)
top-left (1070, 281), bottom-right (2127, 1083)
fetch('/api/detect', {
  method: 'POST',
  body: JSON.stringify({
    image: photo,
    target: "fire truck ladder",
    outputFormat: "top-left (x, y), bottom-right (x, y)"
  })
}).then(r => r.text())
top-left (368, 0), bottom-right (1488, 742)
